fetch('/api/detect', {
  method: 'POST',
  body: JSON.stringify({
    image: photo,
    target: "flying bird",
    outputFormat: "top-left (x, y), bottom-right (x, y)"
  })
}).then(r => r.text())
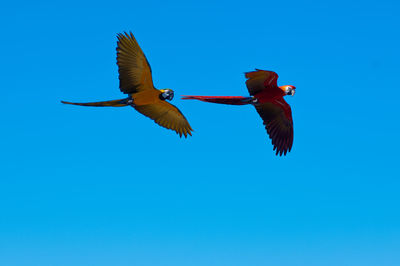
top-left (182, 69), bottom-right (295, 155)
top-left (61, 32), bottom-right (193, 138)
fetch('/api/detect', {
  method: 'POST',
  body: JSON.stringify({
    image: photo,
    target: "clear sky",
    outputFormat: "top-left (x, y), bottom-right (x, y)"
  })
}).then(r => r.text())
top-left (0, 0), bottom-right (399, 265)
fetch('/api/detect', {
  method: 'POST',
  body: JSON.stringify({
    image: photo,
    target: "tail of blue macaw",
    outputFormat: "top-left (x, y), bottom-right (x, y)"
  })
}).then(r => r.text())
top-left (181, 95), bottom-right (253, 105)
top-left (61, 98), bottom-right (130, 107)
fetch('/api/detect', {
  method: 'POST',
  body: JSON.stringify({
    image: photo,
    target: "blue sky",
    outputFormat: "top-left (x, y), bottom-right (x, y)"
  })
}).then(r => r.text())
top-left (0, 0), bottom-right (399, 265)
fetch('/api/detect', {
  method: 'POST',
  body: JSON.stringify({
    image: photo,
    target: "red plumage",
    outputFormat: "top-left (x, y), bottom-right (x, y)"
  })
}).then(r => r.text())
top-left (182, 69), bottom-right (296, 156)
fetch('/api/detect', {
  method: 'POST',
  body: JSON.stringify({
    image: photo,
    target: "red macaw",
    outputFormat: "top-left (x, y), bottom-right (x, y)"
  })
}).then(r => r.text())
top-left (182, 69), bottom-right (295, 156)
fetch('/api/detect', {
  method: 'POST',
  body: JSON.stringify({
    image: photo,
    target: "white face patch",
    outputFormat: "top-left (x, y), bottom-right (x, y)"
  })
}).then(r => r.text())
top-left (162, 90), bottom-right (174, 100)
top-left (285, 86), bottom-right (295, 96)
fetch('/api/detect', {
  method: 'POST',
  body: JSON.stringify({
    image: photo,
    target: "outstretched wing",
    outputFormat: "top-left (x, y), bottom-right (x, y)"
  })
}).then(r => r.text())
top-left (254, 99), bottom-right (293, 156)
top-left (134, 100), bottom-right (193, 138)
top-left (116, 32), bottom-right (155, 94)
top-left (245, 69), bottom-right (279, 96)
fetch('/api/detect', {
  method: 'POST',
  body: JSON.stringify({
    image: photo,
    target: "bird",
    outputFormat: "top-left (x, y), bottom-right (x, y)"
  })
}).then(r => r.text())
top-left (61, 32), bottom-right (193, 138)
top-left (182, 69), bottom-right (295, 155)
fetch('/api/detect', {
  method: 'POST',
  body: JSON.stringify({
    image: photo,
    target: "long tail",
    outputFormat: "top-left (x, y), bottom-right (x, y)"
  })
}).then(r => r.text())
top-left (61, 98), bottom-right (131, 107)
top-left (181, 95), bottom-right (253, 105)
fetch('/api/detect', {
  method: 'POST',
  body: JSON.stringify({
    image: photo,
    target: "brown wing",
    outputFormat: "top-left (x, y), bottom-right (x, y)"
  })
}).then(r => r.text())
top-left (245, 69), bottom-right (279, 96)
top-left (116, 32), bottom-right (155, 94)
top-left (134, 100), bottom-right (193, 138)
top-left (254, 99), bottom-right (293, 156)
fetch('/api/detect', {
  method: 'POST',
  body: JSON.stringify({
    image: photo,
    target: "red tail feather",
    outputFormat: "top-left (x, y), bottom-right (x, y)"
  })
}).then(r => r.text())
top-left (181, 95), bottom-right (253, 105)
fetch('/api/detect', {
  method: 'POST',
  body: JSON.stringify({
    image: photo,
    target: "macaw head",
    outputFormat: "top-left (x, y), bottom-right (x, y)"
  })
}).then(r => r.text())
top-left (279, 85), bottom-right (296, 96)
top-left (160, 89), bottom-right (175, 101)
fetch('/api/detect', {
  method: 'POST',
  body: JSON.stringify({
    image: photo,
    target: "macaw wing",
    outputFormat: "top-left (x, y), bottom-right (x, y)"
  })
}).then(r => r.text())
top-left (116, 32), bottom-right (155, 94)
top-left (254, 99), bottom-right (293, 156)
top-left (245, 69), bottom-right (279, 96)
top-left (134, 100), bottom-right (193, 138)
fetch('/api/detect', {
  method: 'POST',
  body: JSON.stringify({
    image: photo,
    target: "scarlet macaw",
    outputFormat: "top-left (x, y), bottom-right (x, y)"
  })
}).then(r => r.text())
top-left (182, 70), bottom-right (295, 155)
top-left (62, 32), bottom-right (193, 138)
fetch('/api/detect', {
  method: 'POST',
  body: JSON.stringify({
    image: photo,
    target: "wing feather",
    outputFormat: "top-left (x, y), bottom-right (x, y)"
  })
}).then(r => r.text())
top-left (245, 69), bottom-right (279, 96)
top-left (116, 32), bottom-right (155, 94)
top-left (134, 100), bottom-right (193, 137)
top-left (254, 100), bottom-right (294, 156)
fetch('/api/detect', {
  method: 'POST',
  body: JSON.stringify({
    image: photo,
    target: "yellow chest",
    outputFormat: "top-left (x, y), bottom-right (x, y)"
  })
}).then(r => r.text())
top-left (131, 89), bottom-right (161, 106)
